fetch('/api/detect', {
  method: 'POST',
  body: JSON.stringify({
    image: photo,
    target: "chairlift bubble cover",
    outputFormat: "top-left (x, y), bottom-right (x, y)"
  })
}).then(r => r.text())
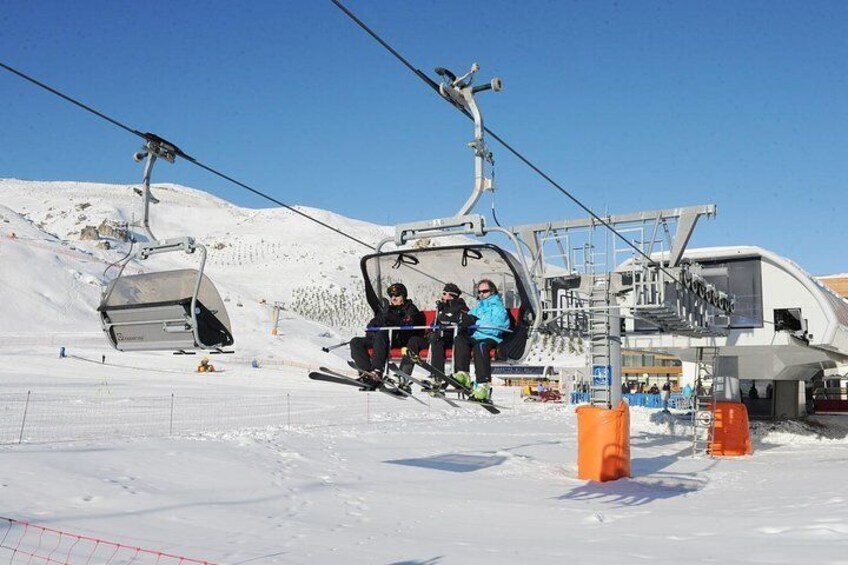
top-left (361, 244), bottom-right (533, 315)
top-left (98, 268), bottom-right (233, 351)
top-left (360, 244), bottom-right (534, 360)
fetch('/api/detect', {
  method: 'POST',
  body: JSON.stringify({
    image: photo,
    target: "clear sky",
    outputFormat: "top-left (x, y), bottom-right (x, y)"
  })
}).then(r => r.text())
top-left (1, 1), bottom-right (845, 274)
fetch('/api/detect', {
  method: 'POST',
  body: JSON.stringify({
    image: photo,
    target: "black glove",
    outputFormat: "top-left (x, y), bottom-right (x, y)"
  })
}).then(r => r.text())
top-left (458, 313), bottom-right (478, 330)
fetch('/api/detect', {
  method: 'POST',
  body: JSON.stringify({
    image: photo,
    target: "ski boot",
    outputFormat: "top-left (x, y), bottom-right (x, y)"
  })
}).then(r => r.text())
top-left (417, 377), bottom-right (434, 391)
top-left (357, 370), bottom-right (383, 386)
top-left (434, 376), bottom-right (449, 391)
top-left (452, 371), bottom-right (473, 390)
top-left (471, 382), bottom-right (492, 402)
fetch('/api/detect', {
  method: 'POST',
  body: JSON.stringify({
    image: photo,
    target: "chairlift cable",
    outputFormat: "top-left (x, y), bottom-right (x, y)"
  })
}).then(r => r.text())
top-left (0, 61), bottom-right (376, 252)
top-left (0, 62), bottom-right (144, 140)
top-left (0, 61), bottom-right (496, 309)
top-left (328, 0), bottom-right (687, 285)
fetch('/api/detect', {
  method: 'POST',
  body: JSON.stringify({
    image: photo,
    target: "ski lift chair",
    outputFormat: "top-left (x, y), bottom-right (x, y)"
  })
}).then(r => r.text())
top-left (359, 243), bottom-right (535, 365)
top-left (98, 238), bottom-right (234, 354)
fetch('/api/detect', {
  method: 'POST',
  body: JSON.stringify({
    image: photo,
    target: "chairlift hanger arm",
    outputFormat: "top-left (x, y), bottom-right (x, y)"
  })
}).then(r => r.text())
top-left (133, 133), bottom-right (188, 242)
top-left (434, 63), bottom-right (502, 218)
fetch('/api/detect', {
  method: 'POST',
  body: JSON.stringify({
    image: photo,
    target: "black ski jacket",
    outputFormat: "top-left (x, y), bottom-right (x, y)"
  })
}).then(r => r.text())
top-left (368, 300), bottom-right (426, 346)
top-left (434, 297), bottom-right (469, 327)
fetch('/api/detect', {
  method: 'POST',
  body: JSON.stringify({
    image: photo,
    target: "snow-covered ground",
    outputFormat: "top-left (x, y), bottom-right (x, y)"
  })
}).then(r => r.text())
top-left (2, 179), bottom-right (848, 564)
top-left (3, 345), bottom-right (848, 564)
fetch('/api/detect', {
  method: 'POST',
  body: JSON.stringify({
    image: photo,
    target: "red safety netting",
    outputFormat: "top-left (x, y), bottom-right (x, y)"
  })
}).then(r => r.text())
top-left (0, 517), bottom-right (215, 564)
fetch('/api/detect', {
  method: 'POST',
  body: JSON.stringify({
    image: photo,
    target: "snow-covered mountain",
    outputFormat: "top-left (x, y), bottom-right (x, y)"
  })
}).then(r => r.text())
top-left (0, 178), bottom-right (390, 356)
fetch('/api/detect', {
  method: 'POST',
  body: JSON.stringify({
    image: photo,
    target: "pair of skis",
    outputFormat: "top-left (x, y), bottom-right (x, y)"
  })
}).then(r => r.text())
top-left (310, 363), bottom-right (428, 406)
top-left (308, 359), bottom-right (500, 414)
top-left (386, 362), bottom-right (460, 409)
top-left (399, 353), bottom-right (501, 415)
top-left (308, 366), bottom-right (409, 399)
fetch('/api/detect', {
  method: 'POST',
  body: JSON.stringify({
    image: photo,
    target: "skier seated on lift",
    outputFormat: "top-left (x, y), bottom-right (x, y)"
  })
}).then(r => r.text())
top-left (350, 282), bottom-right (425, 386)
top-left (410, 282), bottom-right (469, 386)
top-left (453, 279), bottom-right (511, 401)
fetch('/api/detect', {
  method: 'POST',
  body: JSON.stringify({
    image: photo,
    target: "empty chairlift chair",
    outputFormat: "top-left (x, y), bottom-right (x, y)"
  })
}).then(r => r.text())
top-left (98, 238), bottom-right (234, 353)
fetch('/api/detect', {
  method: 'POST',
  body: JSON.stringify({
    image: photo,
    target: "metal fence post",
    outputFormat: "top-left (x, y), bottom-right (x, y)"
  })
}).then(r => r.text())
top-left (18, 391), bottom-right (31, 444)
top-left (286, 393), bottom-right (291, 430)
top-left (169, 393), bottom-right (174, 436)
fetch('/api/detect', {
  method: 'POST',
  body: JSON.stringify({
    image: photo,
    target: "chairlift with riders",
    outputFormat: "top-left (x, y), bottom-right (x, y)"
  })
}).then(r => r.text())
top-left (359, 64), bottom-right (542, 364)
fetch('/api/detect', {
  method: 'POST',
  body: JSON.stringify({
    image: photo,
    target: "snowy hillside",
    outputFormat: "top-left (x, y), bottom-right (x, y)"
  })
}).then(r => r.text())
top-left (0, 178), bottom-right (584, 366)
top-left (0, 178), bottom-right (392, 353)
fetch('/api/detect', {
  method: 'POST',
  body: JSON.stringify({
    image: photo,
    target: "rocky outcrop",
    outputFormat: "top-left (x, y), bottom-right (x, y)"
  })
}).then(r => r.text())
top-left (79, 226), bottom-right (99, 241)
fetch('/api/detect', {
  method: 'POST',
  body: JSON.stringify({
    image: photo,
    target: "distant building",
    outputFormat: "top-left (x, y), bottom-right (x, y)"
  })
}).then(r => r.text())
top-left (621, 351), bottom-right (682, 389)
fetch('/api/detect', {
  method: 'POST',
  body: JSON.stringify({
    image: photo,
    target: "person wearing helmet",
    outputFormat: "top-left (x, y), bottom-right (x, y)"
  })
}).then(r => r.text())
top-left (350, 282), bottom-right (425, 383)
top-left (420, 282), bottom-right (468, 383)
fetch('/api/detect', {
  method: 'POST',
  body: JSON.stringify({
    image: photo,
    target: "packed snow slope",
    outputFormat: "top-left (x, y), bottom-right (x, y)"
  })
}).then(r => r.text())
top-left (2, 351), bottom-right (848, 565)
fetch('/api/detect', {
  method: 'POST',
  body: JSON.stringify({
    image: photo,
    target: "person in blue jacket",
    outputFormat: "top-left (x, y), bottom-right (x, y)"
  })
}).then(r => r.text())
top-left (453, 279), bottom-right (511, 401)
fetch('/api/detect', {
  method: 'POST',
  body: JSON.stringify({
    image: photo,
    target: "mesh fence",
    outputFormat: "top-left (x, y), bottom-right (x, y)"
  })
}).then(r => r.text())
top-left (0, 387), bottom-right (513, 445)
top-left (2, 391), bottom-right (305, 444)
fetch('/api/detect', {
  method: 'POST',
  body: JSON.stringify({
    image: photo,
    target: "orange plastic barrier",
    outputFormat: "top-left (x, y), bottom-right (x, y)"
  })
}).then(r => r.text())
top-left (710, 401), bottom-right (752, 456)
top-left (576, 401), bottom-right (631, 482)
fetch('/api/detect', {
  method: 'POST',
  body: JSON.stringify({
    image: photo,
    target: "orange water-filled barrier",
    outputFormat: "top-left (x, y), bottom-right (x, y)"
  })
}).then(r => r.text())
top-left (576, 401), bottom-right (631, 482)
top-left (710, 401), bottom-right (752, 456)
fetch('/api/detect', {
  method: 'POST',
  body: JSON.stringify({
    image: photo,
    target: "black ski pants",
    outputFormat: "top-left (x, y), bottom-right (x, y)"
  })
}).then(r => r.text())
top-left (427, 330), bottom-right (456, 377)
top-left (402, 335), bottom-right (428, 375)
top-left (350, 332), bottom-right (389, 374)
top-left (453, 333), bottom-right (498, 384)
top-left (350, 332), bottom-right (427, 375)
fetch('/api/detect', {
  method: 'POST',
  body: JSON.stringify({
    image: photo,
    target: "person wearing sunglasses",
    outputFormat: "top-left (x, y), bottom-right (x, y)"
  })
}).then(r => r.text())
top-left (418, 282), bottom-right (469, 383)
top-left (350, 282), bottom-right (425, 383)
top-left (453, 279), bottom-right (511, 401)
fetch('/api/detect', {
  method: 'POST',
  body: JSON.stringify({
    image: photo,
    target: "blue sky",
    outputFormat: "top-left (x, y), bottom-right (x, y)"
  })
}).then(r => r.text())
top-left (1, 1), bottom-right (845, 274)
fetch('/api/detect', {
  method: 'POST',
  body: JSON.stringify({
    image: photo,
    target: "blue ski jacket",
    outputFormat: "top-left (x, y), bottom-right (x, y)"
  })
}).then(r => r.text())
top-left (469, 293), bottom-right (511, 343)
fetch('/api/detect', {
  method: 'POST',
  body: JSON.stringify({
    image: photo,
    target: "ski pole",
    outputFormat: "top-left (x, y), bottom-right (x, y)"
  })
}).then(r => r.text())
top-left (321, 340), bottom-right (351, 353)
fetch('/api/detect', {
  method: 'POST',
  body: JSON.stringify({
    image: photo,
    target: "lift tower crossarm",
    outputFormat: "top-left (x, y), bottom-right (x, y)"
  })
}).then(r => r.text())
top-left (512, 204), bottom-right (717, 270)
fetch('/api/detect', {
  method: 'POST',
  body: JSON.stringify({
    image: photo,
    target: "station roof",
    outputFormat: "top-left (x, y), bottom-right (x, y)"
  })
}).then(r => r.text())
top-left (819, 275), bottom-right (848, 299)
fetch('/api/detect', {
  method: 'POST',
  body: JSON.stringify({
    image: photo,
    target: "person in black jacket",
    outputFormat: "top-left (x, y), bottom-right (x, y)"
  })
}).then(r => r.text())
top-left (350, 282), bottom-right (425, 382)
top-left (422, 282), bottom-right (468, 381)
